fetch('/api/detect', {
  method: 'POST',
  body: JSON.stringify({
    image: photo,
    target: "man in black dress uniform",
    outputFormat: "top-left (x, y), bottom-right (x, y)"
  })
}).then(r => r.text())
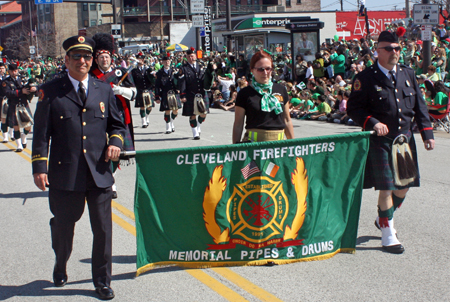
top-left (32, 35), bottom-right (125, 300)
top-left (155, 56), bottom-right (180, 134)
top-left (179, 49), bottom-right (207, 139)
top-left (131, 55), bottom-right (155, 128)
top-left (347, 29), bottom-right (434, 254)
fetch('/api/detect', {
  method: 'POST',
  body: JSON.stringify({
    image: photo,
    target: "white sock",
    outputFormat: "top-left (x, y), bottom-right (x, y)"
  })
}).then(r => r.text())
top-left (16, 139), bottom-right (23, 150)
top-left (170, 117), bottom-right (175, 131)
top-left (197, 123), bottom-right (201, 134)
top-left (165, 122), bottom-right (172, 132)
top-left (112, 183), bottom-right (117, 192)
top-left (21, 133), bottom-right (27, 145)
top-left (381, 218), bottom-right (401, 247)
top-left (2, 132), bottom-right (8, 142)
top-left (192, 127), bottom-right (199, 138)
top-left (141, 117), bottom-right (148, 126)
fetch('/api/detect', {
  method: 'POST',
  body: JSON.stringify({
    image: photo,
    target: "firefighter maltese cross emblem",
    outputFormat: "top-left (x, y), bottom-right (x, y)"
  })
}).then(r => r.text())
top-left (203, 158), bottom-right (308, 250)
top-left (228, 177), bottom-right (288, 243)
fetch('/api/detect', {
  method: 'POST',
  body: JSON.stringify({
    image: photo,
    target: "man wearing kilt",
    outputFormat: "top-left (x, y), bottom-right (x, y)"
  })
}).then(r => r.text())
top-left (179, 48), bottom-right (207, 140)
top-left (131, 55), bottom-right (155, 128)
top-left (90, 33), bottom-right (137, 199)
top-left (2, 64), bottom-right (36, 152)
top-left (348, 29), bottom-right (435, 254)
top-left (155, 56), bottom-right (181, 134)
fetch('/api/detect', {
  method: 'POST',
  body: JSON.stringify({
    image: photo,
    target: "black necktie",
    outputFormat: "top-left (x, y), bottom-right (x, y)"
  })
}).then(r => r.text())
top-left (389, 70), bottom-right (396, 86)
top-left (78, 82), bottom-right (86, 104)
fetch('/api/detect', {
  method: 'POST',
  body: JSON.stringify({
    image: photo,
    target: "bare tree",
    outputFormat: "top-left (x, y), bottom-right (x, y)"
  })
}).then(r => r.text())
top-left (4, 28), bottom-right (31, 59)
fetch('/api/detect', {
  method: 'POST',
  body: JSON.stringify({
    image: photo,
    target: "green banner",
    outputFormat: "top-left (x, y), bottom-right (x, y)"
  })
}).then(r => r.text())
top-left (134, 132), bottom-right (370, 275)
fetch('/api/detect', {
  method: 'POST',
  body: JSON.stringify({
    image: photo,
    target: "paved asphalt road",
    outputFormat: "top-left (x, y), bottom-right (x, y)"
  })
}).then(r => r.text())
top-left (1, 101), bottom-right (449, 301)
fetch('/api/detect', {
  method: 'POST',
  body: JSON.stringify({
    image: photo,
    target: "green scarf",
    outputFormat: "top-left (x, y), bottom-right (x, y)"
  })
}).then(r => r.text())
top-left (251, 76), bottom-right (283, 115)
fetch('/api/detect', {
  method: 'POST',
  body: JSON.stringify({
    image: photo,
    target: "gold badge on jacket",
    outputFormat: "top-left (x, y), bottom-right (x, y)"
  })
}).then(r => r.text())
top-left (100, 102), bottom-right (105, 113)
top-left (273, 93), bottom-right (284, 103)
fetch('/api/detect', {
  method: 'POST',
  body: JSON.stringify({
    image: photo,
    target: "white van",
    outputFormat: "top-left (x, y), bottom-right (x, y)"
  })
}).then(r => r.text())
top-left (119, 44), bottom-right (153, 55)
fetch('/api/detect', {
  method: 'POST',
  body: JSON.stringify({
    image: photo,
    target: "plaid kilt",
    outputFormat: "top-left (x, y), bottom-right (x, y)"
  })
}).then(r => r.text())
top-left (364, 131), bottom-right (420, 190)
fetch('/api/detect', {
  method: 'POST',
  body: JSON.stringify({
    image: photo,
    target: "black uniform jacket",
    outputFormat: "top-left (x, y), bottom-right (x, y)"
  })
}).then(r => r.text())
top-left (347, 62), bottom-right (434, 141)
top-left (155, 67), bottom-right (177, 102)
top-left (32, 75), bottom-right (126, 191)
top-left (178, 62), bottom-right (205, 100)
top-left (2, 76), bottom-right (27, 106)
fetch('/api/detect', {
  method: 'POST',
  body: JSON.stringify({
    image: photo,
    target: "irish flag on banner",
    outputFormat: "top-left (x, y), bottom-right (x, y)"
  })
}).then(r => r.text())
top-left (134, 132), bottom-right (370, 275)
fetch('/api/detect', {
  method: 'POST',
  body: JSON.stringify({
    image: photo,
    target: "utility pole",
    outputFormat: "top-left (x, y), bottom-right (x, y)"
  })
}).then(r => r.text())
top-left (406, 0), bottom-right (410, 18)
top-left (422, 0), bottom-right (431, 70)
top-left (340, 0), bottom-right (343, 11)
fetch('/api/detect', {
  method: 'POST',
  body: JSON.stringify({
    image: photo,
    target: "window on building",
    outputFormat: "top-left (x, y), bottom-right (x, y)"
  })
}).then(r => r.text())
top-left (90, 19), bottom-right (97, 26)
top-left (98, 4), bottom-right (102, 10)
top-left (296, 0), bottom-right (301, 3)
top-left (286, 0), bottom-right (291, 6)
top-left (84, 20), bottom-right (89, 27)
top-left (99, 19), bottom-right (102, 25)
top-left (254, 0), bottom-right (258, 4)
top-left (83, 3), bottom-right (88, 11)
top-left (45, 5), bottom-right (50, 13)
top-left (247, 0), bottom-right (251, 4)
top-left (236, 0), bottom-right (240, 4)
top-left (90, 4), bottom-right (96, 11)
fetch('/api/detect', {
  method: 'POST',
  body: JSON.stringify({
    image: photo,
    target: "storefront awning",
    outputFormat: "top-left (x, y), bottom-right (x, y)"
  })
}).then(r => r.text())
top-left (220, 28), bottom-right (290, 37)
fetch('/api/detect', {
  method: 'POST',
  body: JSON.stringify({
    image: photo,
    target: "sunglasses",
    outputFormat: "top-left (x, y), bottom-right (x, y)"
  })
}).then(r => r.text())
top-left (378, 46), bottom-right (401, 52)
top-left (70, 54), bottom-right (93, 60)
top-left (254, 67), bottom-right (273, 73)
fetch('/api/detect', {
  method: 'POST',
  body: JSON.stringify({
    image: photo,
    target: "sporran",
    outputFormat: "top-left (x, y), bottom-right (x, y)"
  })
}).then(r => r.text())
top-left (193, 93), bottom-right (207, 115)
top-left (142, 90), bottom-right (154, 109)
top-left (167, 90), bottom-right (181, 111)
top-left (1, 97), bottom-right (8, 120)
top-left (391, 134), bottom-right (417, 186)
top-left (15, 104), bottom-right (34, 128)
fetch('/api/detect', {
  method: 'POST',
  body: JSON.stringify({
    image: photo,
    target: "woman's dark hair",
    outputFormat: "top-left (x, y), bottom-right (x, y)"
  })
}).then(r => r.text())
top-left (315, 52), bottom-right (322, 59)
top-left (250, 50), bottom-right (273, 70)
top-left (296, 54), bottom-right (304, 61)
top-left (230, 85), bottom-right (236, 93)
top-left (424, 80), bottom-right (436, 99)
top-left (434, 80), bottom-right (450, 94)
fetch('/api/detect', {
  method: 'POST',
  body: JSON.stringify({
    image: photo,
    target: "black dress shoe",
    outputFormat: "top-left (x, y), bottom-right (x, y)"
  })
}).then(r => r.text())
top-left (382, 244), bottom-right (405, 254)
top-left (53, 266), bottom-right (67, 287)
top-left (96, 286), bottom-right (115, 300)
top-left (22, 143), bottom-right (27, 149)
top-left (112, 191), bottom-right (118, 199)
top-left (194, 136), bottom-right (200, 140)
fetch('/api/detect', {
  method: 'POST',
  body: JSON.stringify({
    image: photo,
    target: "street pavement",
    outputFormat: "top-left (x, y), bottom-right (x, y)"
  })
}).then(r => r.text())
top-left (1, 100), bottom-right (449, 301)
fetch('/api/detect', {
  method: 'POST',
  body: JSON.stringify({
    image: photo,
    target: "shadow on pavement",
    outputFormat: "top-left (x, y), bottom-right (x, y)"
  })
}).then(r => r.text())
top-left (135, 137), bottom-right (190, 142)
top-left (80, 255), bottom-right (136, 264)
top-left (0, 191), bottom-right (48, 204)
top-left (0, 280), bottom-right (96, 300)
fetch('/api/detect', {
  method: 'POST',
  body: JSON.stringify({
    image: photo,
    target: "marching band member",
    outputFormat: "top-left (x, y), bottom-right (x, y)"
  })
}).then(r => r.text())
top-left (90, 33), bottom-right (137, 199)
top-left (155, 55), bottom-right (181, 134)
top-left (131, 55), bottom-right (155, 128)
top-left (179, 48), bottom-right (207, 139)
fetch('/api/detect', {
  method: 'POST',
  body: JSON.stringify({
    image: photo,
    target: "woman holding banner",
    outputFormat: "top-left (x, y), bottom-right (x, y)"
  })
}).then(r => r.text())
top-left (232, 50), bottom-right (294, 144)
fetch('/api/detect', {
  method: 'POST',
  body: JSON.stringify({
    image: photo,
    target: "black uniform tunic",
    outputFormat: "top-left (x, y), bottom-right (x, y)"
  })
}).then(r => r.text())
top-left (178, 62), bottom-right (206, 116)
top-left (347, 62), bottom-right (434, 190)
top-left (2, 75), bottom-right (31, 127)
top-left (155, 67), bottom-right (180, 111)
top-left (131, 66), bottom-right (155, 108)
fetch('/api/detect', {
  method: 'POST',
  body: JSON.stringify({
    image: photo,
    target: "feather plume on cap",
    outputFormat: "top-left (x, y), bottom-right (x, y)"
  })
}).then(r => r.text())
top-left (396, 27), bottom-right (406, 38)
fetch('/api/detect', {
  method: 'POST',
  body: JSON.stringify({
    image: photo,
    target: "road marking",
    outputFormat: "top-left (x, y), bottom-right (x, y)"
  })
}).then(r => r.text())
top-left (2, 141), bottom-right (31, 162)
top-left (212, 267), bottom-right (284, 302)
top-left (112, 200), bottom-right (135, 220)
top-left (112, 213), bottom-right (136, 236)
top-left (185, 269), bottom-right (250, 302)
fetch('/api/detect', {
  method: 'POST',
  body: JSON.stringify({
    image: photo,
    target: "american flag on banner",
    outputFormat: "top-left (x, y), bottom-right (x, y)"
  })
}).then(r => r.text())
top-left (241, 161), bottom-right (261, 179)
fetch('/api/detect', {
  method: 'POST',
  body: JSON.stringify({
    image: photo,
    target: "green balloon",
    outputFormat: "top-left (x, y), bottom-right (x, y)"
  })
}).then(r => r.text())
top-left (334, 35), bottom-right (339, 42)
